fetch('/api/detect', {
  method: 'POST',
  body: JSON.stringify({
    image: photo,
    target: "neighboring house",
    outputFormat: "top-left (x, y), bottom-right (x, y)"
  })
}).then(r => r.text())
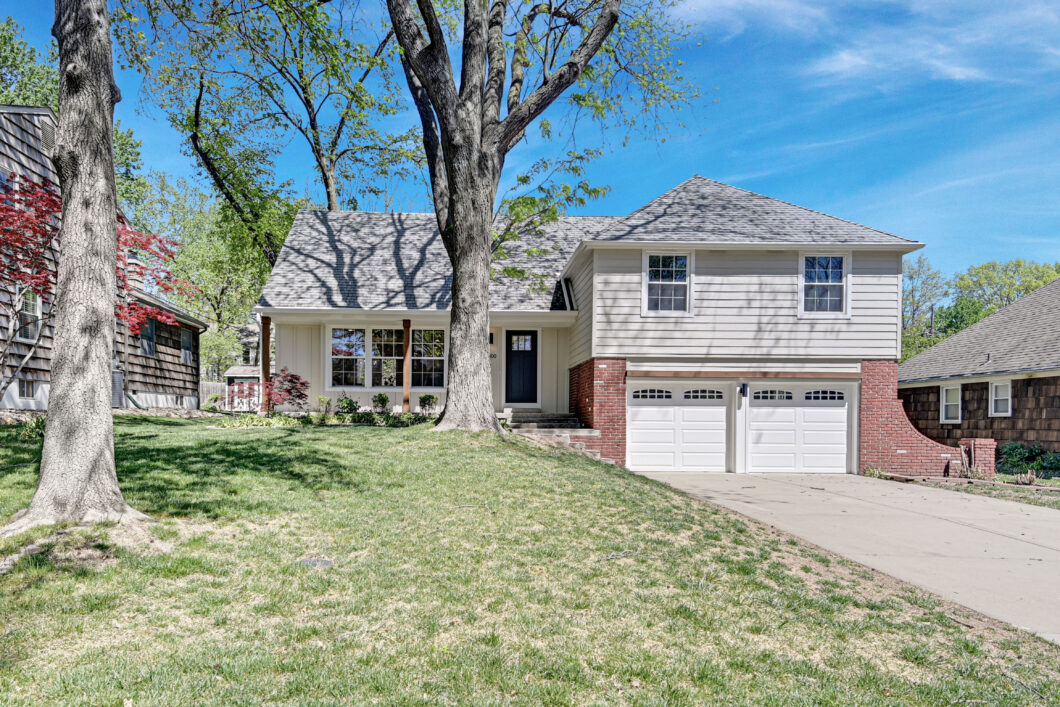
top-left (0, 103), bottom-right (207, 410)
top-left (898, 277), bottom-right (1060, 452)
top-left (257, 175), bottom-right (965, 474)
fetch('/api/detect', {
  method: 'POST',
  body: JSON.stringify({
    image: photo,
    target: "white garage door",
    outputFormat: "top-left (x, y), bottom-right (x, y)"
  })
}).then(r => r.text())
top-left (627, 385), bottom-right (728, 472)
top-left (748, 386), bottom-right (849, 473)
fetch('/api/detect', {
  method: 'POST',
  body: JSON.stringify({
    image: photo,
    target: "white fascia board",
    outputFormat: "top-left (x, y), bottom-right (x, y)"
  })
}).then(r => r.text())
top-left (256, 306), bottom-right (576, 327)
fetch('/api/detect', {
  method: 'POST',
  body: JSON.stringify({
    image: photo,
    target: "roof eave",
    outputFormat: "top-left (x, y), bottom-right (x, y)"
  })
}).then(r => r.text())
top-left (898, 364), bottom-right (1060, 385)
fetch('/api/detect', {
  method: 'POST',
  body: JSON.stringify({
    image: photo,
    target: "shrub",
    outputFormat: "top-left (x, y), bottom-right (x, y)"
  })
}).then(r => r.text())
top-left (218, 413), bottom-right (303, 429)
top-left (201, 405), bottom-right (220, 413)
top-left (372, 393), bottom-right (390, 413)
top-left (207, 393), bottom-right (224, 405)
top-left (318, 396), bottom-right (331, 415)
top-left (16, 415), bottom-right (46, 440)
top-left (996, 441), bottom-right (1060, 480)
top-left (418, 394), bottom-right (439, 415)
top-left (336, 394), bottom-right (359, 414)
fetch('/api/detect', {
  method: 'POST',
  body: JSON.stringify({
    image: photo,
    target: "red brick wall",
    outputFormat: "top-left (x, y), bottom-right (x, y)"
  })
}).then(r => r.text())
top-left (569, 358), bottom-right (626, 465)
top-left (860, 359), bottom-right (969, 477)
top-left (959, 437), bottom-right (997, 476)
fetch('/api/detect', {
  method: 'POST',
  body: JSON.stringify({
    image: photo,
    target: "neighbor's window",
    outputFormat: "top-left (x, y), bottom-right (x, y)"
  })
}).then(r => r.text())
top-left (411, 330), bottom-right (445, 387)
top-left (802, 255), bottom-right (845, 314)
top-left (16, 291), bottom-right (40, 341)
top-left (372, 329), bottom-right (404, 387)
top-left (17, 379), bottom-right (35, 399)
top-left (181, 328), bottom-right (194, 365)
top-left (331, 328), bottom-right (365, 387)
top-left (139, 319), bottom-right (156, 357)
top-left (990, 381), bottom-right (1012, 417)
top-left (645, 254), bottom-right (690, 313)
top-left (941, 385), bottom-right (961, 423)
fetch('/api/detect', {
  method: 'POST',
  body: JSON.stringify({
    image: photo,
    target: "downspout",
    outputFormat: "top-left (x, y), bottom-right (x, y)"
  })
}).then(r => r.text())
top-left (125, 391), bottom-right (147, 409)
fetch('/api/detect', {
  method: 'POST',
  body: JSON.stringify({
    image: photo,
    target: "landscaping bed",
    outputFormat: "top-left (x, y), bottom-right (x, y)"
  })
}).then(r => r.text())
top-left (2, 418), bottom-right (1058, 704)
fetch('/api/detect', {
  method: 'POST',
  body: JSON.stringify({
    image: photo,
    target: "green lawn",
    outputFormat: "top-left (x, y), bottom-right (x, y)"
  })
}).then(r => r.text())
top-left (1, 418), bottom-right (1058, 704)
top-left (917, 475), bottom-right (1060, 512)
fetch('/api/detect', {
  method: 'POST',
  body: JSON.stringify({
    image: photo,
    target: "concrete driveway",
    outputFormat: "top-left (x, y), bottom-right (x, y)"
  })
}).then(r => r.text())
top-left (640, 472), bottom-right (1060, 644)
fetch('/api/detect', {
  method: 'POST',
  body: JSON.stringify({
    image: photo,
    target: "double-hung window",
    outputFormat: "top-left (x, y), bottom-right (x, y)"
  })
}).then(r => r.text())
top-left (331, 328), bottom-right (366, 387)
top-left (801, 255), bottom-right (847, 315)
top-left (644, 253), bottom-right (691, 314)
top-left (990, 381), bottom-right (1012, 417)
top-left (180, 328), bottom-right (194, 365)
top-left (411, 330), bottom-right (445, 387)
top-left (139, 319), bottom-right (156, 357)
top-left (17, 291), bottom-right (40, 341)
top-left (372, 329), bottom-right (404, 387)
top-left (940, 385), bottom-right (961, 423)
top-left (18, 379), bottom-right (36, 399)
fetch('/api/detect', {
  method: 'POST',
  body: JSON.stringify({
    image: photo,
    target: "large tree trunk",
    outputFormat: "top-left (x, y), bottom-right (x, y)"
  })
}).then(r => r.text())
top-left (2, 0), bottom-right (146, 537)
top-left (435, 192), bottom-right (500, 431)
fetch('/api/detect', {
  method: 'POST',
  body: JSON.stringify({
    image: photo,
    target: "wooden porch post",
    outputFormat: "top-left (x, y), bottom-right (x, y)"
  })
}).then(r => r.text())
top-left (402, 318), bottom-right (412, 412)
top-left (259, 315), bottom-right (271, 414)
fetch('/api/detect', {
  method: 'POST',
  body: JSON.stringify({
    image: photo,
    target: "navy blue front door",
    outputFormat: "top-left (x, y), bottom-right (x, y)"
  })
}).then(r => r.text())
top-left (505, 331), bottom-right (538, 404)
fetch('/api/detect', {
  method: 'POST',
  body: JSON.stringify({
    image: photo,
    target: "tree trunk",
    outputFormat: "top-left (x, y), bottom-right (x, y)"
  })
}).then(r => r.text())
top-left (2, 0), bottom-right (146, 537)
top-left (434, 133), bottom-right (503, 433)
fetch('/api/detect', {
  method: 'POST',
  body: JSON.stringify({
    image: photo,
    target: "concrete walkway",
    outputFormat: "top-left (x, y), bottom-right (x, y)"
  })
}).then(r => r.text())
top-left (640, 472), bottom-right (1060, 644)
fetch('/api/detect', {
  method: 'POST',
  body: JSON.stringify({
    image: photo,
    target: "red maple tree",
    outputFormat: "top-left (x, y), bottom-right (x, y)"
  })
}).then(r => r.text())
top-left (1, 172), bottom-right (197, 401)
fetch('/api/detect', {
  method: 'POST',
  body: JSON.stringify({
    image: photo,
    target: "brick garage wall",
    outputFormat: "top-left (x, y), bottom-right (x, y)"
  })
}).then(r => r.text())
top-left (899, 376), bottom-right (1060, 452)
top-left (861, 360), bottom-right (973, 476)
top-left (569, 358), bottom-right (626, 465)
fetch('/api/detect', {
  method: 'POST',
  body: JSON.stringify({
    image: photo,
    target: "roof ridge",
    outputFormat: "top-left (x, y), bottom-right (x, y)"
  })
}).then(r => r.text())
top-left (588, 175), bottom-right (707, 240)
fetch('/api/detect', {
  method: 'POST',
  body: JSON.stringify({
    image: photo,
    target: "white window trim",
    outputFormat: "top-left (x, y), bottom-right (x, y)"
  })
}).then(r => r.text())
top-left (989, 380), bottom-right (1013, 418)
top-left (641, 250), bottom-right (695, 318)
top-left (940, 384), bottom-right (961, 424)
top-left (798, 251), bottom-right (852, 320)
top-left (15, 291), bottom-right (40, 343)
top-left (323, 323), bottom-right (448, 393)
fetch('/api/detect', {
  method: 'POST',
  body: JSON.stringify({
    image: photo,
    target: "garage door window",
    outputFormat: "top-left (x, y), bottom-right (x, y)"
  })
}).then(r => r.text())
top-left (753, 390), bottom-right (792, 401)
top-left (633, 388), bottom-right (672, 400)
top-left (684, 389), bottom-right (722, 400)
top-left (805, 390), bottom-right (844, 401)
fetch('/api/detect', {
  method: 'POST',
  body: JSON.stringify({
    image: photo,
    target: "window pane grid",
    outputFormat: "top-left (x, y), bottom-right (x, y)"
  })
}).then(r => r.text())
top-left (647, 254), bottom-right (689, 312)
top-left (633, 389), bottom-right (672, 399)
top-left (753, 390), bottom-right (793, 400)
top-left (371, 329), bottom-right (404, 387)
top-left (685, 389), bottom-right (723, 400)
top-left (412, 329), bottom-right (444, 387)
top-left (331, 328), bottom-right (366, 387)
top-left (805, 390), bottom-right (845, 401)
top-left (803, 256), bottom-right (844, 313)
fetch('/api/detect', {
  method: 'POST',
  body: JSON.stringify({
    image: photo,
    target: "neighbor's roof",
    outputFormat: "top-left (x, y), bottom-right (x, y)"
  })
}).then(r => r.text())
top-left (223, 365), bottom-right (261, 379)
top-left (589, 175), bottom-right (919, 247)
top-left (258, 211), bottom-right (618, 311)
top-left (898, 277), bottom-right (1060, 383)
top-left (135, 290), bottom-right (208, 330)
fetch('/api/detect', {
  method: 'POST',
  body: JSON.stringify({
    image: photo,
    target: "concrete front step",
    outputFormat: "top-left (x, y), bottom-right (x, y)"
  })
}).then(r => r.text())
top-left (508, 421), bottom-right (584, 430)
top-left (512, 429), bottom-right (603, 461)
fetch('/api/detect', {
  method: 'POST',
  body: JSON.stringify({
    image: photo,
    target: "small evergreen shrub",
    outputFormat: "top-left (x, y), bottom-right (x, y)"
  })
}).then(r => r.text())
top-left (372, 393), bottom-right (390, 413)
top-left (418, 394), bottom-right (439, 415)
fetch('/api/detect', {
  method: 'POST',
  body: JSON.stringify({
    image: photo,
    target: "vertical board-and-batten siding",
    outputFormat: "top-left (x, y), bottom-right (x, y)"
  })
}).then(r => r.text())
top-left (0, 109), bottom-right (58, 390)
top-left (591, 249), bottom-right (901, 360)
top-left (567, 249), bottom-right (594, 367)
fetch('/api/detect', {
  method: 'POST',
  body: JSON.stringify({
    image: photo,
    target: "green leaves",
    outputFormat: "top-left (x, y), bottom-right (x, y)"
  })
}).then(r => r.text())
top-left (0, 17), bottom-right (59, 112)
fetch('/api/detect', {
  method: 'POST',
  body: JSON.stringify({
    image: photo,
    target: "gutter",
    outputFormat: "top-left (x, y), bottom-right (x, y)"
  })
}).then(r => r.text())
top-left (898, 365), bottom-right (1060, 387)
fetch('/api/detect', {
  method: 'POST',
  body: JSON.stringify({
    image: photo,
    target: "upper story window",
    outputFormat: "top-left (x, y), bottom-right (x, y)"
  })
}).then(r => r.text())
top-left (643, 253), bottom-right (692, 315)
top-left (990, 381), bottom-right (1012, 417)
top-left (139, 319), bottom-right (156, 357)
top-left (801, 255), bottom-right (847, 316)
top-left (16, 291), bottom-right (40, 342)
top-left (940, 385), bottom-right (961, 423)
top-left (180, 328), bottom-right (194, 365)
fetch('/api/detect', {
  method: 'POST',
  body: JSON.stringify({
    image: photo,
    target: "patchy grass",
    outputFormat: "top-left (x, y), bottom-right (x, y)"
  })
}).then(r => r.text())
top-left (2, 418), bottom-right (1059, 704)
top-left (917, 476), bottom-right (1060, 512)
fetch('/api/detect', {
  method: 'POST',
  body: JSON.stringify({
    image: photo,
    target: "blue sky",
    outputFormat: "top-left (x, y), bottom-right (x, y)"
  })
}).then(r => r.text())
top-left (13, 1), bottom-right (1060, 273)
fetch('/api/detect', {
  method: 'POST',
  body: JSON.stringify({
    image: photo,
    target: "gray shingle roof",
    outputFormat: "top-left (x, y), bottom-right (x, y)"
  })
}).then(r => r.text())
top-left (898, 277), bottom-right (1060, 382)
top-left (590, 175), bottom-right (918, 246)
top-left (258, 211), bottom-right (617, 311)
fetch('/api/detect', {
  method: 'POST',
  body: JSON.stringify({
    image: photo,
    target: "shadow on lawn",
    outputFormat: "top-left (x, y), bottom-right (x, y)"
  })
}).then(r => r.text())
top-left (112, 426), bottom-right (385, 520)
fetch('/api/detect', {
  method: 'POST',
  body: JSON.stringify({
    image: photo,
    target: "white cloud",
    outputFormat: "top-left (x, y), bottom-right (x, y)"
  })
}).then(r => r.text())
top-left (673, 0), bottom-right (831, 36)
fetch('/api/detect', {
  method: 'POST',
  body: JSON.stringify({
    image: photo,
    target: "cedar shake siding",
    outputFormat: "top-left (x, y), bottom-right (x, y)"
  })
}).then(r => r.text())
top-left (122, 320), bottom-right (201, 402)
top-left (899, 376), bottom-right (1060, 452)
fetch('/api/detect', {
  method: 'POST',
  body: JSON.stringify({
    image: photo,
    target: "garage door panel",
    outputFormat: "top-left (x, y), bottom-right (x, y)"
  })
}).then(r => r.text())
top-left (680, 407), bottom-right (726, 423)
top-left (750, 407), bottom-right (797, 424)
top-left (801, 429), bottom-right (847, 446)
top-left (802, 453), bottom-right (847, 470)
top-left (629, 428), bottom-right (676, 444)
top-left (629, 452), bottom-right (676, 469)
top-left (629, 407), bottom-right (675, 423)
top-left (751, 429), bottom-right (796, 445)
top-left (802, 408), bottom-right (847, 423)
top-left (682, 452), bottom-right (726, 468)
